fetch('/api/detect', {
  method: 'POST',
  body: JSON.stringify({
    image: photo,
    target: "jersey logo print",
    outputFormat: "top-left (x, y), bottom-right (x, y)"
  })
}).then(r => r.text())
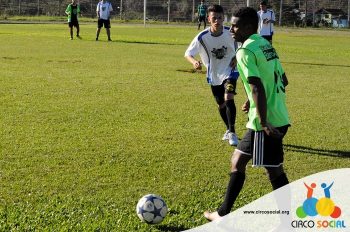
top-left (211, 46), bottom-right (227, 60)
top-left (260, 44), bottom-right (278, 61)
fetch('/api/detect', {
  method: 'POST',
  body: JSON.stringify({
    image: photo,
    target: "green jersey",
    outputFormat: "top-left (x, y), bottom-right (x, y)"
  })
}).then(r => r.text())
top-left (198, 4), bottom-right (207, 17)
top-left (65, 4), bottom-right (80, 22)
top-left (236, 34), bottom-right (289, 131)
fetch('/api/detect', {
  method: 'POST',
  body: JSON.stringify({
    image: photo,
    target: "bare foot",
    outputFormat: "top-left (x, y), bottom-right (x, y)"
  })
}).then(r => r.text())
top-left (204, 211), bottom-right (222, 221)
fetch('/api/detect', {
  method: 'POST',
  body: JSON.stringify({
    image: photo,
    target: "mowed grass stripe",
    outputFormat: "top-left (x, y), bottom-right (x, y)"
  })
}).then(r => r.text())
top-left (0, 24), bottom-right (349, 231)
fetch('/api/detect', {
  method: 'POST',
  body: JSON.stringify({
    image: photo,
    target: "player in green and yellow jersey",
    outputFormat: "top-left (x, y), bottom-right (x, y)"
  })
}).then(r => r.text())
top-left (204, 7), bottom-right (290, 221)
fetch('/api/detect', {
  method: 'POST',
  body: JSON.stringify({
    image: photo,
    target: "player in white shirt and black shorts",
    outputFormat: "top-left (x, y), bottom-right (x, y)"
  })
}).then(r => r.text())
top-left (185, 4), bottom-right (239, 146)
top-left (257, 1), bottom-right (275, 44)
top-left (96, 0), bottom-right (113, 41)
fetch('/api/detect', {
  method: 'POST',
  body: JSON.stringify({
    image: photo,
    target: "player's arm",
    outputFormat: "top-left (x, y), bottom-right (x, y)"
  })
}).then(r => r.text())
top-left (242, 99), bottom-right (249, 113)
top-left (229, 56), bottom-right (237, 69)
top-left (65, 5), bottom-right (71, 15)
top-left (185, 55), bottom-right (202, 70)
top-left (77, 3), bottom-right (81, 15)
top-left (268, 11), bottom-right (276, 23)
top-left (96, 4), bottom-right (100, 18)
top-left (248, 77), bottom-right (282, 138)
top-left (248, 77), bottom-right (267, 126)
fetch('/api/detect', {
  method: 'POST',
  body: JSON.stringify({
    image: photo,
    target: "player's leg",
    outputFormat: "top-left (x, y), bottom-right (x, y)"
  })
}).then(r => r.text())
top-left (203, 17), bottom-right (207, 28)
top-left (262, 35), bottom-right (272, 44)
top-left (105, 19), bottom-right (112, 41)
top-left (76, 23), bottom-right (80, 37)
top-left (96, 28), bottom-right (101, 41)
top-left (266, 165), bottom-right (291, 230)
top-left (211, 84), bottom-right (229, 139)
top-left (96, 19), bottom-right (103, 41)
top-left (68, 22), bottom-right (73, 40)
top-left (218, 151), bottom-right (250, 214)
top-left (106, 28), bottom-right (111, 41)
top-left (204, 131), bottom-right (253, 221)
top-left (266, 166), bottom-right (289, 190)
top-left (264, 125), bottom-right (289, 189)
top-left (198, 17), bottom-right (201, 30)
top-left (204, 152), bottom-right (251, 220)
top-left (224, 79), bottom-right (238, 146)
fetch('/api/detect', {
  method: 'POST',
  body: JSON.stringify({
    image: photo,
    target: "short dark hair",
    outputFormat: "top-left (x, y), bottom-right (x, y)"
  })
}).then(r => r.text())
top-left (207, 4), bottom-right (224, 14)
top-left (233, 7), bottom-right (259, 32)
top-left (260, 1), bottom-right (267, 5)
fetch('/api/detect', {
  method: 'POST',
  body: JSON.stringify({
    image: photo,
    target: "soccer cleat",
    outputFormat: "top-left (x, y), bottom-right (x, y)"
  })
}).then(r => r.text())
top-left (228, 132), bottom-right (239, 146)
top-left (222, 130), bottom-right (230, 141)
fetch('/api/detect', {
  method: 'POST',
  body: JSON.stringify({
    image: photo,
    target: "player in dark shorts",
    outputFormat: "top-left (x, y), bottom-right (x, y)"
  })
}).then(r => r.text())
top-left (185, 5), bottom-right (240, 147)
top-left (96, 0), bottom-right (113, 41)
top-left (197, 0), bottom-right (207, 30)
top-left (97, 18), bottom-right (111, 29)
top-left (65, 0), bottom-right (81, 40)
top-left (204, 7), bottom-right (290, 221)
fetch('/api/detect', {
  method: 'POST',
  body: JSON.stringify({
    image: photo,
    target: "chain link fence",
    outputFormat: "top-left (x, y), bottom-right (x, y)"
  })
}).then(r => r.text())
top-left (0, 0), bottom-right (349, 27)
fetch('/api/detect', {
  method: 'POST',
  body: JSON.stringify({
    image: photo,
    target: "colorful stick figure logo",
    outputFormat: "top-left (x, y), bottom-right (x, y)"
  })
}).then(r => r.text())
top-left (296, 182), bottom-right (342, 219)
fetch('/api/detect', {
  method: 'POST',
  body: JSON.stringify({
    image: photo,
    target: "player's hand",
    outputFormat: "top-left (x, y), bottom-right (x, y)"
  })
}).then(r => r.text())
top-left (193, 61), bottom-right (202, 70)
top-left (241, 100), bottom-right (249, 113)
top-left (262, 123), bottom-right (283, 139)
top-left (263, 18), bottom-right (269, 24)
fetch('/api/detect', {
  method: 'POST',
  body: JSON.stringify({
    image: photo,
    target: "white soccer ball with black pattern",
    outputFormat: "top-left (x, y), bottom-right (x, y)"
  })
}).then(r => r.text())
top-left (136, 194), bottom-right (168, 224)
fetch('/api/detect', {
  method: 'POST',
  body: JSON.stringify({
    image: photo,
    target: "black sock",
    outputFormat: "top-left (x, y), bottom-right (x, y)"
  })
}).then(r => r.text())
top-left (219, 105), bottom-right (229, 130)
top-left (225, 99), bottom-right (236, 133)
top-left (217, 171), bottom-right (245, 216)
top-left (271, 173), bottom-right (289, 190)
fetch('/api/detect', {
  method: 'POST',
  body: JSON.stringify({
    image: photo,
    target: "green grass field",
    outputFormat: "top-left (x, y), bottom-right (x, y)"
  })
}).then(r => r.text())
top-left (0, 23), bottom-right (349, 231)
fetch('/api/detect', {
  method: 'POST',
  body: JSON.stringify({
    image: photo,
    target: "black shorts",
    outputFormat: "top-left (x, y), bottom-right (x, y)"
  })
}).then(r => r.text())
top-left (69, 20), bottom-right (79, 28)
top-left (98, 19), bottom-right (111, 28)
top-left (198, 15), bottom-right (206, 23)
top-left (236, 125), bottom-right (289, 167)
top-left (262, 35), bottom-right (273, 43)
top-left (210, 79), bottom-right (237, 105)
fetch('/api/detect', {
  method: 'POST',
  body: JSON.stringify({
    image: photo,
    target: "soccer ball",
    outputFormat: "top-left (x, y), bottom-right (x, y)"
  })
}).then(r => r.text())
top-left (136, 194), bottom-right (168, 224)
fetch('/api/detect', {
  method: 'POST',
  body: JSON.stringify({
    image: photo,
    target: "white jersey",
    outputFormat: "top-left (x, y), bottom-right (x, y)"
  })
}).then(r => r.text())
top-left (257, 9), bottom-right (275, 36)
top-left (185, 27), bottom-right (238, 86)
top-left (97, 1), bottom-right (113, 20)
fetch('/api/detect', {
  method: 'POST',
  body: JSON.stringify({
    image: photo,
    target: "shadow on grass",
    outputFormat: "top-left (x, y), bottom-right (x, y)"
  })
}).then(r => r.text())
top-left (284, 144), bottom-right (350, 158)
top-left (111, 39), bottom-right (187, 46)
top-left (156, 224), bottom-right (189, 232)
top-left (282, 61), bottom-right (350, 68)
top-left (176, 69), bottom-right (206, 74)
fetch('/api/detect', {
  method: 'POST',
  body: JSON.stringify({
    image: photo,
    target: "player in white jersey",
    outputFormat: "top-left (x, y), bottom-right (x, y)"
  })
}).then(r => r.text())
top-left (96, 0), bottom-right (113, 41)
top-left (185, 4), bottom-right (239, 146)
top-left (257, 1), bottom-right (275, 43)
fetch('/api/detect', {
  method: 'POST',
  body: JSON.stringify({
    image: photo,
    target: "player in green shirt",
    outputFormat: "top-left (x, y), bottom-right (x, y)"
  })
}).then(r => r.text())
top-left (65, 0), bottom-right (81, 40)
top-left (197, 0), bottom-right (207, 30)
top-left (204, 7), bottom-right (290, 221)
